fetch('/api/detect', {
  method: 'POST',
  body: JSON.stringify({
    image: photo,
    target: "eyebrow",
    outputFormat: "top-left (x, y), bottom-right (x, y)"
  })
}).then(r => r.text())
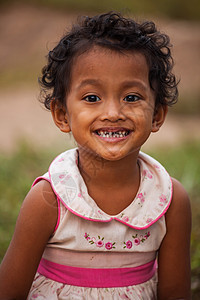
top-left (76, 79), bottom-right (101, 89)
top-left (120, 80), bottom-right (148, 92)
top-left (76, 78), bottom-right (148, 92)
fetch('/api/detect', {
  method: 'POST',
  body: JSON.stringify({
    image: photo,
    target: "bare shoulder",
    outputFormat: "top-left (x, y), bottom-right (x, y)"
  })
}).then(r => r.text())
top-left (157, 177), bottom-right (192, 300)
top-left (171, 177), bottom-right (190, 200)
top-left (18, 179), bottom-right (58, 235)
top-left (0, 179), bottom-right (58, 299)
top-left (26, 179), bottom-right (58, 213)
top-left (166, 177), bottom-right (191, 226)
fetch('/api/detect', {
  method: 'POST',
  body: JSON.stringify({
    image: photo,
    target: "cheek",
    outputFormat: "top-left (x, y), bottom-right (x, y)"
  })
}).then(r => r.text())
top-left (141, 103), bottom-right (155, 123)
top-left (128, 107), bottom-right (154, 124)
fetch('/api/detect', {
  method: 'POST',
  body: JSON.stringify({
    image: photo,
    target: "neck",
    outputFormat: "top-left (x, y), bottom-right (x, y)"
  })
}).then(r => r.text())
top-left (77, 148), bottom-right (140, 188)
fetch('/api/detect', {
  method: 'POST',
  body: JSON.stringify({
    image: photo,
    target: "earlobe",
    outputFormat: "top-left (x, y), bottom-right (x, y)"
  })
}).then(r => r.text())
top-left (50, 100), bottom-right (71, 133)
top-left (152, 105), bottom-right (168, 133)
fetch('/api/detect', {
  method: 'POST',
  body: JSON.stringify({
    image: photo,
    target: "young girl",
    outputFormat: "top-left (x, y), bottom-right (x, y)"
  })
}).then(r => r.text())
top-left (0, 12), bottom-right (191, 300)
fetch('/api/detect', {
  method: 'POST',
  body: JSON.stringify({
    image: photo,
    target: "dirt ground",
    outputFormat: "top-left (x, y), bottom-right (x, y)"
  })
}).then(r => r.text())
top-left (0, 4), bottom-right (200, 153)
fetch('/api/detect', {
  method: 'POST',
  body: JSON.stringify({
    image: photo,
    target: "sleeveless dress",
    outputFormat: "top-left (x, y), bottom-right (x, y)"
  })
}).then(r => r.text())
top-left (27, 148), bottom-right (172, 300)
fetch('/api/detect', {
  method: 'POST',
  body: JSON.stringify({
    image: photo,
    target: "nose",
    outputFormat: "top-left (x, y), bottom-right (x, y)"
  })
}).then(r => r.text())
top-left (100, 98), bottom-right (126, 122)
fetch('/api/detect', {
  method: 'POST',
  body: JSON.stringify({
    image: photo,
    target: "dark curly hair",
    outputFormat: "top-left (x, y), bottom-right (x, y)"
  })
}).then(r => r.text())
top-left (39, 12), bottom-right (178, 110)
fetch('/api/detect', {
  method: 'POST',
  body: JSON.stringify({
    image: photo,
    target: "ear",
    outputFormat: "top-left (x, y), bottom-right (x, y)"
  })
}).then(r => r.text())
top-left (50, 100), bottom-right (71, 133)
top-left (152, 104), bottom-right (168, 133)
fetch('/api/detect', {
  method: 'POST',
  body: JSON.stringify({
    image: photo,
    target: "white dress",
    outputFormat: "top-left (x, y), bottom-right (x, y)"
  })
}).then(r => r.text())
top-left (27, 148), bottom-right (172, 300)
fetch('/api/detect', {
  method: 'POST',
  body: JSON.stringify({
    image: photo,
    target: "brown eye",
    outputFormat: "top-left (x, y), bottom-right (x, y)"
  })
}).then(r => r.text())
top-left (124, 95), bottom-right (141, 102)
top-left (83, 95), bottom-right (101, 102)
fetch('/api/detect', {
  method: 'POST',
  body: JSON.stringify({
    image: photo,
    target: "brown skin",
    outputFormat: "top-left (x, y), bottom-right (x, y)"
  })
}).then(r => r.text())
top-left (157, 178), bottom-right (191, 299)
top-left (51, 47), bottom-right (167, 215)
top-left (0, 48), bottom-right (191, 299)
top-left (0, 180), bottom-right (58, 300)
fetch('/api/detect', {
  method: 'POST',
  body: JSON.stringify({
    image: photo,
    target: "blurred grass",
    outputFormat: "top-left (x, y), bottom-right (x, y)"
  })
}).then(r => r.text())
top-left (0, 143), bottom-right (58, 257)
top-left (1, 0), bottom-right (200, 20)
top-left (0, 141), bottom-right (200, 296)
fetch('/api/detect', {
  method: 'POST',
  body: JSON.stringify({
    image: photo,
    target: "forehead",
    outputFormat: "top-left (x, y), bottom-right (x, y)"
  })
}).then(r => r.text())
top-left (70, 46), bottom-right (150, 86)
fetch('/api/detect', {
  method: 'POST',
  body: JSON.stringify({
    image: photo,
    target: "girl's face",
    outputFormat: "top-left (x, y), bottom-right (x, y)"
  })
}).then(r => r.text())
top-left (53, 46), bottom-right (166, 162)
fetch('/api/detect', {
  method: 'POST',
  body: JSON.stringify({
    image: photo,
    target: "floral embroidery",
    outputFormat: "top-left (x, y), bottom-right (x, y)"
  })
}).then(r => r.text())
top-left (159, 194), bottom-right (168, 206)
top-left (134, 238), bottom-right (140, 246)
top-left (144, 232), bottom-right (151, 239)
top-left (143, 169), bottom-right (153, 179)
top-left (59, 174), bottom-right (65, 179)
top-left (123, 232), bottom-right (150, 248)
top-left (96, 240), bottom-right (104, 247)
top-left (84, 233), bottom-right (116, 250)
top-left (120, 213), bottom-right (130, 223)
top-left (105, 242), bottom-right (114, 250)
top-left (58, 157), bottom-right (65, 162)
top-left (137, 192), bottom-right (146, 207)
top-left (146, 218), bottom-right (153, 223)
top-left (59, 174), bottom-right (71, 184)
top-left (153, 164), bottom-right (160, 169)
top-left (122, 216), bottom-right (130, 222)
top-left (125, 240), bottom-right (133, 249)
top-left (84, 233), bottom-right (90, 240)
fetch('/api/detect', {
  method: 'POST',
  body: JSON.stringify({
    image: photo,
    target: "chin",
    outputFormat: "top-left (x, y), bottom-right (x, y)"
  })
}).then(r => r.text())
top-left (98, 149), bottom-right (130, 162)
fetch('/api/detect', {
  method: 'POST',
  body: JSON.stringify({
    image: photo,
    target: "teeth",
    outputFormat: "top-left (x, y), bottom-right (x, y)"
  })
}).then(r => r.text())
top-left (97, 130), bottom-right (129, 138)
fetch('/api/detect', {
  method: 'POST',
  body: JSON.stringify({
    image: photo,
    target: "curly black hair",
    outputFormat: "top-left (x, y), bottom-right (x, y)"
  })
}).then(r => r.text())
top-left (39, 12), bottom-right (178, 110)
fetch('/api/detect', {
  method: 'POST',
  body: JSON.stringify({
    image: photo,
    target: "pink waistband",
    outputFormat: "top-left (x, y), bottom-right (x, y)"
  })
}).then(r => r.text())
top-left (38, 258), bottom-right (157, 288)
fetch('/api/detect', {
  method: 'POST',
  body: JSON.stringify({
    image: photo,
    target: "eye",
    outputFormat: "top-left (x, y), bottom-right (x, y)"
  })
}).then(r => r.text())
top-left (83, 95), bottom-right (101, 103)
top-left (123, 94), bottom-right (141, 102)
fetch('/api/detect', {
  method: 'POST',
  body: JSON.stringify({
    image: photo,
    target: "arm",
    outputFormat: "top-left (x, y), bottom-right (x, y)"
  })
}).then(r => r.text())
top-left (0, 180), bottom-right (58, 300)
top-left (157, 178), bottom-right (192, 300)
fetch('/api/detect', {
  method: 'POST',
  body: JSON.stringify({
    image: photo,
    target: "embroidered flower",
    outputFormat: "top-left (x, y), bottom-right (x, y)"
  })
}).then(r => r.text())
top-left (144, 231), bottom-right (150, 239)
top-left (159, 194), bottom-right (168, 206)
top-left (137, 192), bottom-right (146, 203)
top-left (84, 233), bottom-right (90, 240)
top-left (125, 240), bottom-right (132, 249)
top-left (134, 238), bottom-right (140, 246)
top-left (122, 216), bottom-right (129, 223)
top-left (124, 232), bottom-right (150, 248)
top-left (153, 164), bottom-right (160, 169)
top-left (59, 174), bottom-right (71, 185)
top-left (58, 158), bottom-right (64, 162)
top-left (59, 174), bottom-right (65, 179)
top-left (105, 242), bottom-right (115, 250)
top-left (146, 218), bottom-right (153, 223)
top-left (95, 240), bottom-right (104, 247)
top-left (84, 233), bottom-right (115, 250)
top-left (160, 194), bottom-right (167, 202)
top-left (143, 169), bottom-right (153, 179)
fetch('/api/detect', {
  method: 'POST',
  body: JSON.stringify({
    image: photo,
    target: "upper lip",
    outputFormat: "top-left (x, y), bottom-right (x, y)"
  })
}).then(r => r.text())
top-left (94, 127), bottom-right (131, 133)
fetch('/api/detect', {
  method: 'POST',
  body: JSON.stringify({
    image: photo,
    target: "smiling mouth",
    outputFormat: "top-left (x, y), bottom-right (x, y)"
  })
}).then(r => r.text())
top-left (95, 129), bottom-right (131, 138)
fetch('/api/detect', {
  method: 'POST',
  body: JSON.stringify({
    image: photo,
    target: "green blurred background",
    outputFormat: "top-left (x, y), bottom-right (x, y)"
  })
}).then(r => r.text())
top-left (0, 0), bottom-right (200, 297)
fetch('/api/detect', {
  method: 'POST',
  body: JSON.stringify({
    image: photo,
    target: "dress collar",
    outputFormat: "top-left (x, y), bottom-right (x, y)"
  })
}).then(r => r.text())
top-left (48, 148), bottom-right (172, 229)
